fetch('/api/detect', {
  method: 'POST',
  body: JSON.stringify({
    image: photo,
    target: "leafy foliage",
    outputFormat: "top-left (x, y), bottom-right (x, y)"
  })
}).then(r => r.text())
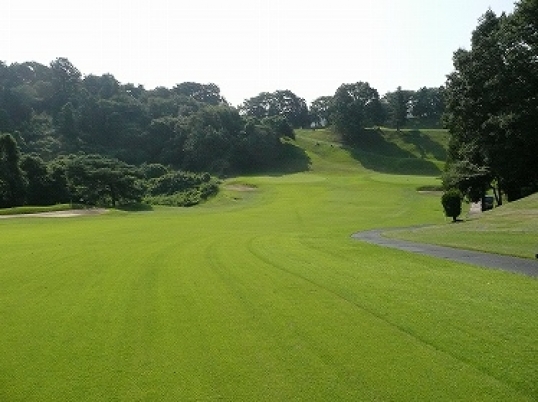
top-left (240, 90), bottom-right (310, 129)
top-left (0, 133), bottom-right (26, 207)
top-left (444, 2), bottom-right (538, 203)
top-left (441, 188), bottom-right (463, 221)
top-left (331, 82), bottom-right (383, 142)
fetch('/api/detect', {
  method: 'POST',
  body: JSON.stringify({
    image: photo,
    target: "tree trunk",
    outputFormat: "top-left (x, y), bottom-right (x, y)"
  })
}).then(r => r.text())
top-left (492, 180), bottom-right (502, 206)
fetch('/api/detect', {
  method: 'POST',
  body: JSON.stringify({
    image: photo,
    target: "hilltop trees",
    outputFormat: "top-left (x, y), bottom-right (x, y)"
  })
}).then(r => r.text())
top-left (383, 86), bottom-right (410, 131)
top-left (443, 1), bottom-right (538, 202)
top-left (0, 58), bottom-right (302, 175)
top-left (310, 96), bottom-right (333, 127)
top-left (240, 90), bottom-right (310, 129)
top-left (411, 87), bottom-right (444, 121)
top-left (331, 82), bottom-right (383, 142)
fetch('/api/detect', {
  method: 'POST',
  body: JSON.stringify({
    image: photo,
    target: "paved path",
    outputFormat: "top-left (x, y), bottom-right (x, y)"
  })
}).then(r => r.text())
top-left (352, 229), bottom-right (538, 277)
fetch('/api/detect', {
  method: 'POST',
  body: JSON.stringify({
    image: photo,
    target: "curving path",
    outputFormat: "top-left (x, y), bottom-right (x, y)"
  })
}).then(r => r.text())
top-left (352, 229), bottom-right (538, 277)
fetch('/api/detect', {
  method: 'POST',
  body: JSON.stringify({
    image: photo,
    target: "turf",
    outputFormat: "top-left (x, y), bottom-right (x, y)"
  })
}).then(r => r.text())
top-left (0, 130), bottom-right (537, 401)
top-left (387, 192), bottom-right (538, 259)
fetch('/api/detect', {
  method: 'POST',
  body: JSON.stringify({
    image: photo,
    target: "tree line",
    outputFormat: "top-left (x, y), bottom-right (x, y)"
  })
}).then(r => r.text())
top-left (0, 55), bottom-right (445, 208)
top-left (0, 133), bottom-right (218, 209)
top-left (0, 57), bottom-right (444, 166)
top-left (442, 0), bottom-right (538, 205)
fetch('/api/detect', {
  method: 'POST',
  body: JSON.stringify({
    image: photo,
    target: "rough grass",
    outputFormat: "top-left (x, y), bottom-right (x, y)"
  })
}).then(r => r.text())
top-left (387, 192), bottom-right (538, 259)
top-left (1, 130), bottom-right (537, 401)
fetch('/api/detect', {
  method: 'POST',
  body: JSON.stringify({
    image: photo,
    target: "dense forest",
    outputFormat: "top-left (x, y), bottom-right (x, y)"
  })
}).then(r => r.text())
top-left (0, 56), bottom-right (444, 208)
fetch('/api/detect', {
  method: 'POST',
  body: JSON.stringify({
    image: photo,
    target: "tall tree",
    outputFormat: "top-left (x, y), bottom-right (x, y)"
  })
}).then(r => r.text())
top-left (331, 82), bottom-right (383, 141)
top-left (411, 87), bottom-right (444, 120)
top-left (174, 82), bottom-right (226, 106)
top-left (240, 90), bottom-right (309, 129)
top-left (19, 153), bottom-right (53, 205)
top-left (385, 86), bottom-right (408, 131)
top-left (0, 133), bottom-right (26, 207)
top-left (444, 3), bottom-right (538, 202)
top-left (49, 57), bottom-right (81, 112)
top-left (309, 96), bottom-right (333, 127)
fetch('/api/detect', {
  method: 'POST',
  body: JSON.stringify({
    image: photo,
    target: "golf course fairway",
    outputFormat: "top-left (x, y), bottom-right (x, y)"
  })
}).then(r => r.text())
top-left (1, 133), bottom-right (537, 401)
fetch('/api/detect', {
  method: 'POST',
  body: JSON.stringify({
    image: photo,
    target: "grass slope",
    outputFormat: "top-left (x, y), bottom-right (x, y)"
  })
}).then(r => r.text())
top-left (296, 127), bottom-right (448, 176)
top-left (388, 192), bottom-right (538, 259)
top-left (0, 131), bottom-right (537, 401)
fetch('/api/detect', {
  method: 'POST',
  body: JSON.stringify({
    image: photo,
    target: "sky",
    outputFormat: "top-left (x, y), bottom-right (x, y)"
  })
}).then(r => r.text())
top-left (2, 0), bottom-right (516, 106)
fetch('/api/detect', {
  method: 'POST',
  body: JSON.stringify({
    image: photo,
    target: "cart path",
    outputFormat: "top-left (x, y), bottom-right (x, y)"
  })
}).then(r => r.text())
top-left (352, 229), bottom-right (538, 277)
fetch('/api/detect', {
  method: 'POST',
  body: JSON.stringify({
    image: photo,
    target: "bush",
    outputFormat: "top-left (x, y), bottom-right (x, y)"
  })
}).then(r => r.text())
top-left (441, 188), bottom-right (462, 222)
top-left (143, 171), bottom-right (218, 207)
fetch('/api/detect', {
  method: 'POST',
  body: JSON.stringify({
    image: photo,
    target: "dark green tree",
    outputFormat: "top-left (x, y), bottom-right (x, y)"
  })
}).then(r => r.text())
top-left (309, 96), bottom-right (333, 127)
top-left (385, 86), bottom-right (408, 131)
top-left (441, 188), bottom-right (463, 222)
top-left (331, 82), bottom-right (383, 141)
top-left (49, 57), bottom-right (81, 112)
top-left (411, 87), bottom-right (444, 121)
top-left (174, 82), bottom-right (226, 105)
top-left (0, 133), bottom-right (26, 208)
top-left (64, 154), bottom-right (143, 207)
top-left (20, 153), bottom-right (53, 205)
top-left (444, 2), bottom-right (538, 203)
top-left (240, 90), bottom-right (310, 128)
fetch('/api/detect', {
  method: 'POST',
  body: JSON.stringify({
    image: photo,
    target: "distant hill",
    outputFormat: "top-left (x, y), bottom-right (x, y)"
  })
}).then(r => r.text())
top-left (294, 127), bottom-right (448, 176)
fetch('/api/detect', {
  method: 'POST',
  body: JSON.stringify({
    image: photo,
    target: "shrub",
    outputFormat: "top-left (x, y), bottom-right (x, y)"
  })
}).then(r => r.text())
top-left (441, 188), bottom-right (463, 222)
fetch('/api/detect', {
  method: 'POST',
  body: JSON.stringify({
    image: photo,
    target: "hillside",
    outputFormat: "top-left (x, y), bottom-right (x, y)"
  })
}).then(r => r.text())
top-left (295, 127), bottom-right (448, 176)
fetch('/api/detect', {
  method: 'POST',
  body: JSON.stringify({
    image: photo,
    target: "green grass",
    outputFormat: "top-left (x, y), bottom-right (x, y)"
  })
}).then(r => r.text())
top-left (0, 204), bottom-right (82, 216)
top-left (387, 192), bottom-right (538, 259)
top-left (1, 130), bottom-right (537, 401)
top-left (296, 127), bottom-right (448, 175)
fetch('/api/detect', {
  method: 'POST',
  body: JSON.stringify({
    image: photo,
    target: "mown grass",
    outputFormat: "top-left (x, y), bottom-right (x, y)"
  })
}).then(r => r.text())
top-left (1, 129), bottom-right (537, 401)
top-left (388, 192), bottom-right (538, 259)
top-left (0, 204), bottom-right (82, 216)
top-left (296, 127), bottom-right (447, 175)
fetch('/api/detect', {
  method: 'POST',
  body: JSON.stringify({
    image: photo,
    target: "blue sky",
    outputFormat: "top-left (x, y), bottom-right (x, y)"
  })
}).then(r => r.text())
top-left (2, 0), bottom-right (516, 105)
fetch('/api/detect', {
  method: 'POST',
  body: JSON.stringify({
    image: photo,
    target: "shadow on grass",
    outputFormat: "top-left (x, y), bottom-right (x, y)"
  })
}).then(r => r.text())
top-left (116, 203), bottom-right (154, 212)
top-left (236, 141), bottom-right (312, 177)
top-left (346, 129), bottom-right (442, 176)
top-left (401, 130), bottom-right (447, 161)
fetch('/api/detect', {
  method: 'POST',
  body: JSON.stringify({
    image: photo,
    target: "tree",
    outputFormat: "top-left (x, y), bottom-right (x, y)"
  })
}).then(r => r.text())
top-left (240, 90), bottom-right (310, 128)
top-left (49, 57), bottom-right (81, 112)
top-left (83, 74), bottom-right (120, 99)
top-left (180, 105), bottom-right (243, 173)
top-left (385, 86), bottom-right (409, 131)
top-left (443, 3), bottom-right (538, 203)
top-left (331, 82), bottom-right (383, 141)
top-left (411, 87), bottom-right (444, 120)
top-left (174, 82), bottom-right (226, 105)
top-left (20, 153), bottom-right (53, 205)
top-left (309, 96), bottom-right (333, 127)
top-left (0, 133), bottom-right (26, 208)
top-left (64, 155), bottom-right (143, 207)
top-left (441, 189), bottom-right (463, 222)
